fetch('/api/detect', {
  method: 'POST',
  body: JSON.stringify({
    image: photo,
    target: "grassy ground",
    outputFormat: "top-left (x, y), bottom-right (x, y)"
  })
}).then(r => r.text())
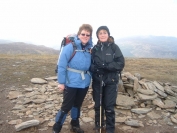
top-left (0, 54), bottom-right (177, 133)
top-left (124, 58), bottom-right (177, 85)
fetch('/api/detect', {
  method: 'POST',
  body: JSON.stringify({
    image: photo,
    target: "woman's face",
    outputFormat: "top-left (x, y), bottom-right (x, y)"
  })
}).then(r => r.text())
top-left (98, 30), bottom-right (109, 42)
top-left (78, 30), bottom-right (91, 45)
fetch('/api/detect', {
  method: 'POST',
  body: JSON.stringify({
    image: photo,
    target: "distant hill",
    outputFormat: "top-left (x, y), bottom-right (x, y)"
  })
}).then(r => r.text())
top-left (0, 42), bottom-right (59, 55)
top-left (116, 36), bottom-right (177, 58)
top-left (0, 39), bottom-right (13, 44)
top-left (1, 36), bottom-right (177, 58)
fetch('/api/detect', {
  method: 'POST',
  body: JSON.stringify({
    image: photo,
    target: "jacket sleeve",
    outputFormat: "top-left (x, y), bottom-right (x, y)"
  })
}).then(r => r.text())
top-left (106, 44), bottom-right (125, 72)
top-left (90, 45), bottom-right (98, 72)
top-left (57, 43), bottom-right (73, 84)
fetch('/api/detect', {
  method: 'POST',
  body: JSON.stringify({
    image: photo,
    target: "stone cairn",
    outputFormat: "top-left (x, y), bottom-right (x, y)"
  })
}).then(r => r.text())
top-left (6, 72), bottom-right (177, 132)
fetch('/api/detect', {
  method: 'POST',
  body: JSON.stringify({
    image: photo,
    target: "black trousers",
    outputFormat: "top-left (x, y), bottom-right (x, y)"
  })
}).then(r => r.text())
top-left (61, 86), bottom-right (89, 113)
top-left (92, 81), bottom-right (118, 133)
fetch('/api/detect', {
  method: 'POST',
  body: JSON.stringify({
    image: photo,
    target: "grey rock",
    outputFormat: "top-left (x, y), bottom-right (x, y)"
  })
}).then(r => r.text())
top-left (166, 96), bottom-right (177, 104)
top-left (123, 84), bottom-right (134, 89)
top-left (147, 82), bottom-right (157, 91)
top-left (125, 119), bottom-right (144, 127)
top-left (12, 105), bottom-right (25, 110)
top-left (171, 86), bottom-right (177, 93)
top-left (127, 76), bottom-right (134, 84)
top-left (7, 91), bottom-right (22, 100)
top-left (155, 89), bottom-right (167, 98)
top-left (131, 108), bottom-right (152, 114)
top-left (115, 116), bottom-right (127, 123)
top-left (31, 78), bottom-right (47, 84)
top-left (81, 117), bottom-right (93, 123)
top-left (116, 94), bottom-right (135, 108)
top-left (153, 98), bottom-right (164, 108)
top-left (147, 111), bottom-right (161, 119)
top-left (164, 85), bottom-right (176, 96)
top-left (15, 119), bottom-right (40, 131)
top-left (137, 93), bottom-right (157, 100)
top-left (7, 73), bottom-right (177, 131)
top-left (137, 88), bottom-right (155, 95)
top-left (153, 81), bottom-right (164, 92)
top-left (134, 73), bottom-right (141, 80)
top-left (32, 99), bottom-right (46, 104)
top-left (24, 88), bottom-right (33, 92)
top-left (163, 100), bottom-right (176, 109)
top-left (133, 77), bottom-right (139, 92)
top-left (45, 76), bottom-right (57, 81)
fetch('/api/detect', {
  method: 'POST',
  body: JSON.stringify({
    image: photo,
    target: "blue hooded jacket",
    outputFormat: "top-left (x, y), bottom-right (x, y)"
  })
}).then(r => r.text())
top-left (57, 36), bottom-right (93, 89)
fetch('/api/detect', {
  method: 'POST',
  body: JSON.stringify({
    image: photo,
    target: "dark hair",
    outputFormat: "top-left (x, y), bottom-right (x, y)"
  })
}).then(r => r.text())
top-left (77, 24), bottom-right (93, 36)
top-left (97, 36), bottom-right (114, 44)
top-left (108, 36), bottom-right (114, 43)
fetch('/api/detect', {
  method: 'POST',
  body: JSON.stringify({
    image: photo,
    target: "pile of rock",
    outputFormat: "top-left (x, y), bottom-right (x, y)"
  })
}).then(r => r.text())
top-left (115, 72), bottom-right (177, 130)
top-left (6, 72), bottom-right (177, 132)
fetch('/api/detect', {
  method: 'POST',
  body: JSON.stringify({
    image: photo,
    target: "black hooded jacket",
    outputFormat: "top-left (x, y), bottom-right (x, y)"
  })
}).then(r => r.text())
top-left (91, 42), bottom-right (125, 84)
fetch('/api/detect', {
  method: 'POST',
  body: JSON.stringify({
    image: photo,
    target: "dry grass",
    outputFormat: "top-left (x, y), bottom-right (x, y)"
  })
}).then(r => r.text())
top-left (124, 58), bottom-right (177, 85)
top-left (1, 54), bottom-right (177, 86)
top-left (0, 54), bottom-right (57, 88)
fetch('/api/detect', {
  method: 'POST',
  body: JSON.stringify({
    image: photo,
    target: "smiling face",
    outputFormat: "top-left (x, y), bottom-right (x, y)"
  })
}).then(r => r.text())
top-left (98, 29), bottom-right (109, 42)
top-left (78, 30), bottom-right (91, 45)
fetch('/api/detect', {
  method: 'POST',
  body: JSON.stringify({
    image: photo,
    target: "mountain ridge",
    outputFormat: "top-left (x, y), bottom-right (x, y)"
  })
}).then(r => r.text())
top-left (1, 36), bottom-right (177, 58)
top-left (0, 42), bottom-right (59, 55)
top-left (116, 36), bottom-right (177, 58)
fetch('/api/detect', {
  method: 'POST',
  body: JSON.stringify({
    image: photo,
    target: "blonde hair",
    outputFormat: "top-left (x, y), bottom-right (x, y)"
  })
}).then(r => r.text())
top-left (77, 24), bottom-right (93, 36)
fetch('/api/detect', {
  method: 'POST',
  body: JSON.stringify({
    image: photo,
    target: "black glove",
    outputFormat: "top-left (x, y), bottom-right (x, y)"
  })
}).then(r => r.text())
top-left (97, 62), bottom-right (108, 70)
top-left (95, 68), bottom-right (104, 75)
top-left (90, 64), bottom-right (105, 75)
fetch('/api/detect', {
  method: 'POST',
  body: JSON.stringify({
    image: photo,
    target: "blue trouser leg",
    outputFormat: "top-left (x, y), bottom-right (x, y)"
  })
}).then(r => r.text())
top-left (71, 106), bottom-right (80, 120)
top-left (70, 86), bottom-right (88, 127)
top-left (70, 107), bottom-right (80, 127)
top-left (53, 86), bottom-right (88, 133)
top-left (55, 110), bottom-right (67, 124)
top-left (61, 86), bottom-right (88, 113)
top-left (53, 110), bottom-right (67, 133)
top-left (61, 86), bottom-right (89, 125)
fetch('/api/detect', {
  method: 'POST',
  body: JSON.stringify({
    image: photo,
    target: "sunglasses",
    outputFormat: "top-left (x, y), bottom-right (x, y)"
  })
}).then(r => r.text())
top-left (81, 33), bottom-right (90, 37)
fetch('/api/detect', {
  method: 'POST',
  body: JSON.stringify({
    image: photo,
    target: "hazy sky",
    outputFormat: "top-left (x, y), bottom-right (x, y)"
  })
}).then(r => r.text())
top-left (0, 0), bottom-right (177, 49)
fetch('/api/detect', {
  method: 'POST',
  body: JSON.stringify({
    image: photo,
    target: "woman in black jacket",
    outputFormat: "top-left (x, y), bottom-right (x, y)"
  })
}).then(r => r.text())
top-left (90, 26), bottom-right (125, 133)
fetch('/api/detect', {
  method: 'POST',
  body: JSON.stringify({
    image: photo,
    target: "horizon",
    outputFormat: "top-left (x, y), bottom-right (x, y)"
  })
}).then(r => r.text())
top-left (1, 35), bottom-right (177, 59)
top-left (1, 35), bottom-right (177, 51)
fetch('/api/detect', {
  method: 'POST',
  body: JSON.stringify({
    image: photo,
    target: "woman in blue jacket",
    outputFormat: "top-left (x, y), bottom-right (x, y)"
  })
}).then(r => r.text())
top-left (53, 24), bottom-right (93, 133)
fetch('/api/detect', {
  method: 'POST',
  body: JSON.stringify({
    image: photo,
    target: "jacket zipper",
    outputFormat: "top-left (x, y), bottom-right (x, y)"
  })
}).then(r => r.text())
top-left (101, 43), bottom-right (104, 64)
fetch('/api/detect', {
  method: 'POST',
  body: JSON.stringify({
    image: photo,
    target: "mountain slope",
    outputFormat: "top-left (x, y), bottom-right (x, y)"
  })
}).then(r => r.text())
top-left (116, 36), bottom-right (177, 58)
top-left (0, 42), bottom-right (59, 55)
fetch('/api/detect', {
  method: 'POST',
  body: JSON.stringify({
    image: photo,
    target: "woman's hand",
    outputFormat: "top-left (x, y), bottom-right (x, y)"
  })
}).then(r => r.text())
top-left (58, 84), bottom-right (65, 91)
